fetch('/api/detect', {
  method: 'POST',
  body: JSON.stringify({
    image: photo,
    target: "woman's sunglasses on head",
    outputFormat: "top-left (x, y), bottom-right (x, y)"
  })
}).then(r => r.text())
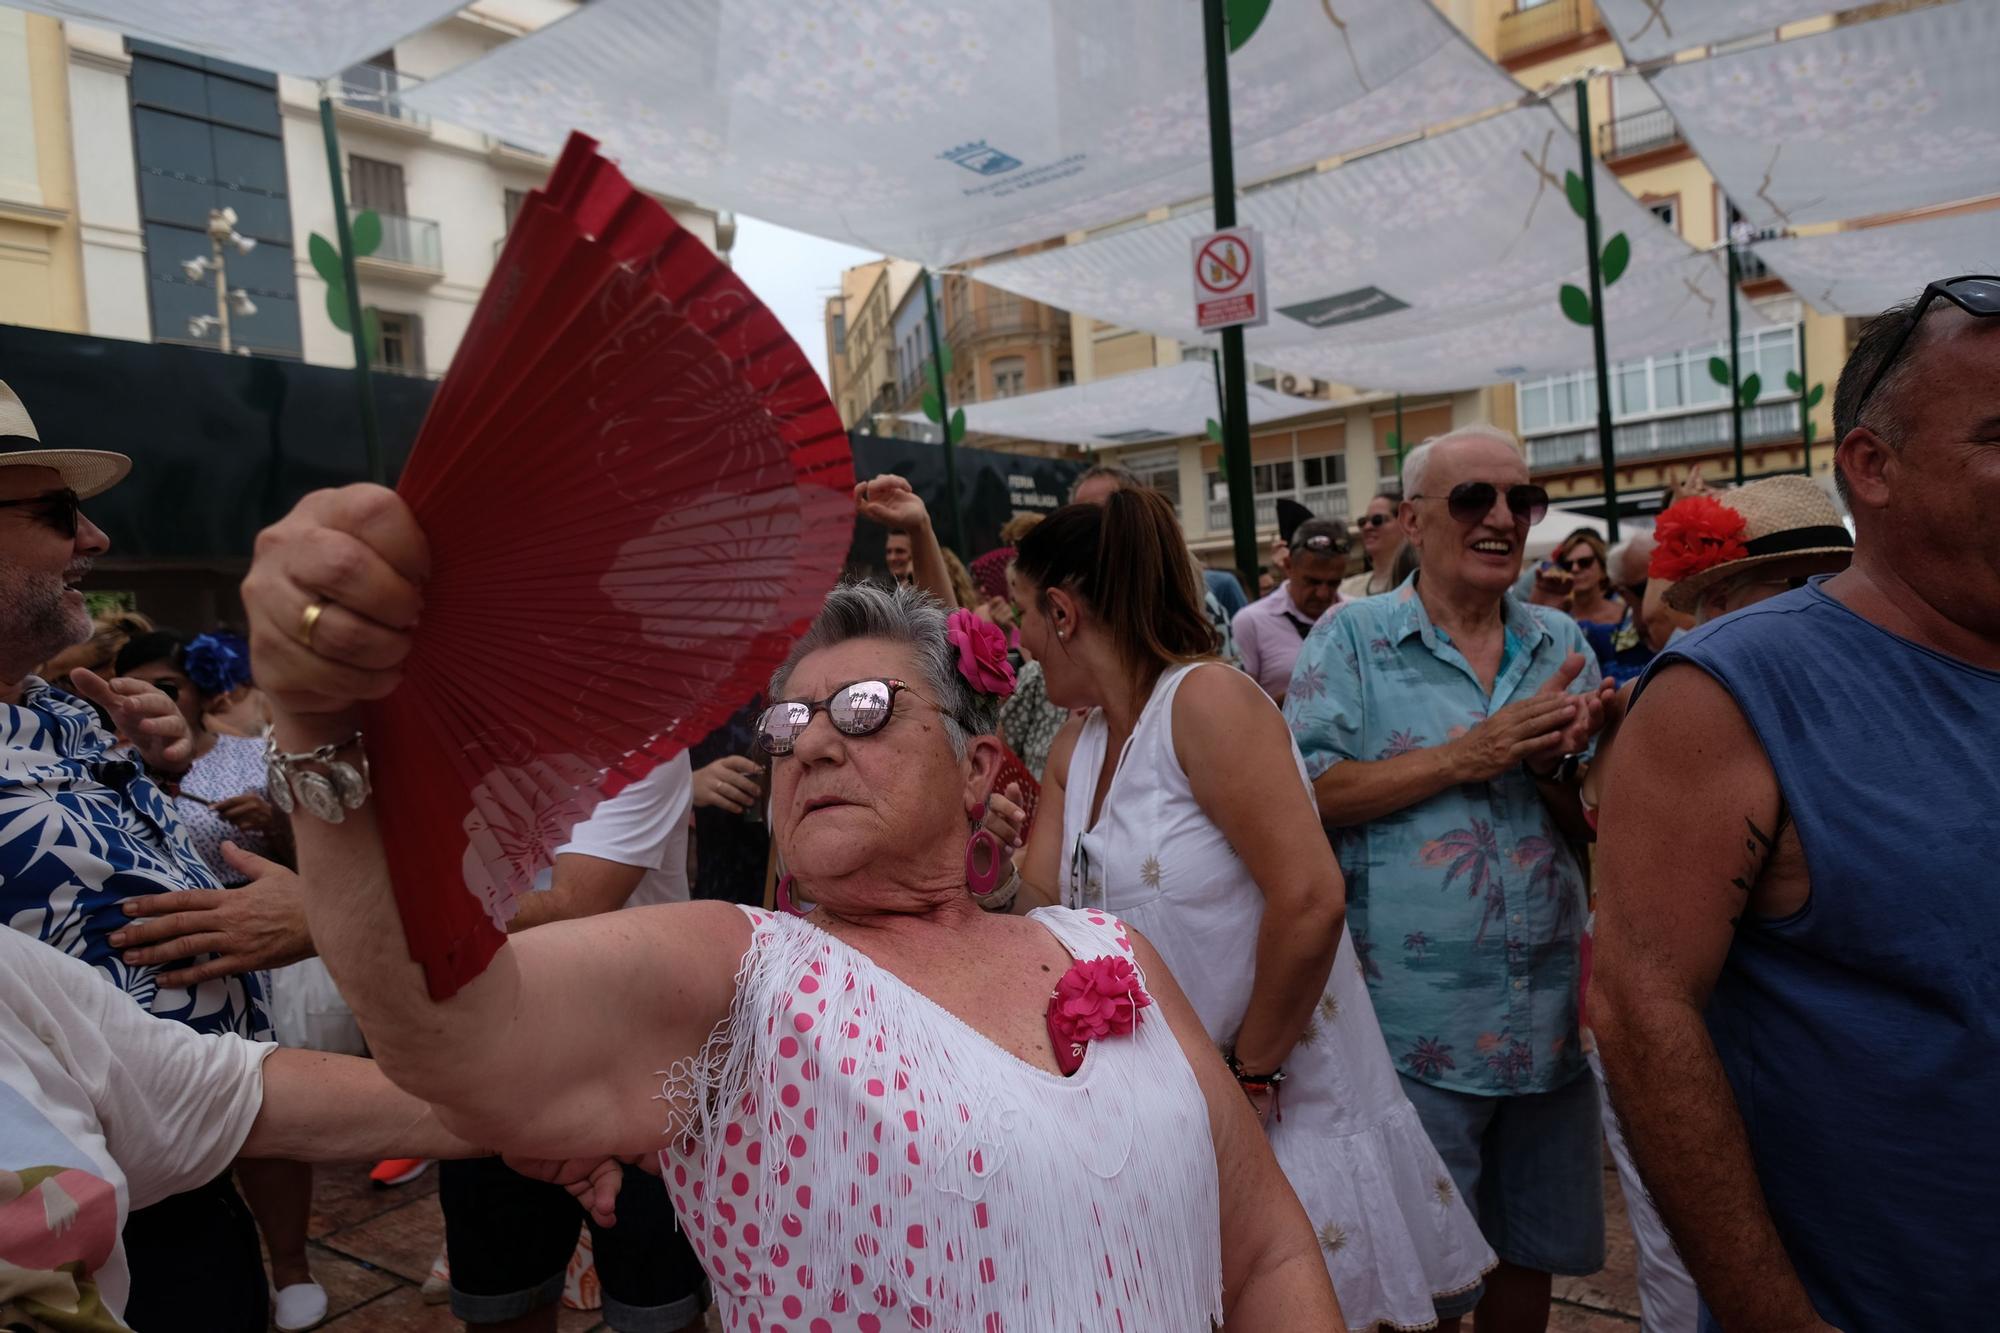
top-left (0, 487), bottom-right (82, 539)
top-left (757, 679), bottom-right (908, 756)
top-left (1407, 482), bottom-right (1549, 527)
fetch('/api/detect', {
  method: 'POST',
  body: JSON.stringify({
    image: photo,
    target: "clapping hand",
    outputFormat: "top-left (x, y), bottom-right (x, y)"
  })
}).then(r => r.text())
top-left (854, 474), bottom-right (932, 534)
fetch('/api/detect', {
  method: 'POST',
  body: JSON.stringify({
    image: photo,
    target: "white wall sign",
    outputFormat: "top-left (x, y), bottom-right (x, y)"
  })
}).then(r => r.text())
top-left (1192, 226), bottom-right (1266, 332)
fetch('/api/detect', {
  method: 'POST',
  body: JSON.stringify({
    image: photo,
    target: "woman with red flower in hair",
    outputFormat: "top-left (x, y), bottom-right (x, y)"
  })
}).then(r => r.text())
top-left (988, 486), bottom-right (1495, 1330)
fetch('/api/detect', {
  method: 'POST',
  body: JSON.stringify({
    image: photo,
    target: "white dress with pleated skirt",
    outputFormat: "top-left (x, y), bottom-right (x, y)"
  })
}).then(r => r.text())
top-left (660, 903), bottom-right (1225, 1333)
top-left (1061, 662), bottom-right (1496, 1331)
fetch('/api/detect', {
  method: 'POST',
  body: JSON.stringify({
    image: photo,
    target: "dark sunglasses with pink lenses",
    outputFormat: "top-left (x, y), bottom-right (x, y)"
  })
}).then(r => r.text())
top-left (756, 679), bottom-right (907, 756)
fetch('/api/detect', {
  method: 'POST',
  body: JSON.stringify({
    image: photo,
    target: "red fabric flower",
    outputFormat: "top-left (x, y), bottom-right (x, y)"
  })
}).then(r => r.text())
top-left (1648, 495), bottom-right (1750, 583)
top-left (947, 607), bottom-right (1016, 698)
top-left (1046, 955), bottom-right (1152, 1075)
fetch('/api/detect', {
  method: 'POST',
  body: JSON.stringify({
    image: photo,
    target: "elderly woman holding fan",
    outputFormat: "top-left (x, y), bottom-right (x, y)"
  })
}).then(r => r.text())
top-left (240, 484), bottom-right (1341, 1332)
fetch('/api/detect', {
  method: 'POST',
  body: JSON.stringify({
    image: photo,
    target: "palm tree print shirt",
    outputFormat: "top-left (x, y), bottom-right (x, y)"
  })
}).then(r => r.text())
top-left (1284, 578), bottom-right (1597, 1096)
top-left (0, 679), bottom-right (270, 1041)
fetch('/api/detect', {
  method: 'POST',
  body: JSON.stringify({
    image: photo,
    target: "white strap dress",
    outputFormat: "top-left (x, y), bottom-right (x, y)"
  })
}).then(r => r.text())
top-left (1062, 661), bottom-right (1495, 1330)
top-left (662, 903), bottom-right (1225, 1332)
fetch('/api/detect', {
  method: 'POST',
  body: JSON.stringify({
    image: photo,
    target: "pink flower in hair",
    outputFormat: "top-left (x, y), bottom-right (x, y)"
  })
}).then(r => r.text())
top-left (946, 608), bottom-right (1016, 698)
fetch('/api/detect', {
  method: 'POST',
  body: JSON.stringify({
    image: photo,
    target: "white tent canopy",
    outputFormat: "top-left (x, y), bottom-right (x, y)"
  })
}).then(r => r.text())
top-left (969, 104), bottom-right (1742, 391)
top-left (1596, 0), bottom-right (1840, 63)
top-left (1752, 207), bottom-right (2000, 316)
top-left (901, 360), bottom-right (1337, 449)
top-left (1647, 2), bottom-right (2000, 231)
top-left (403, 0), bottom-right (1521, 266)
top-left (6, 0), bottom-right (465, 78)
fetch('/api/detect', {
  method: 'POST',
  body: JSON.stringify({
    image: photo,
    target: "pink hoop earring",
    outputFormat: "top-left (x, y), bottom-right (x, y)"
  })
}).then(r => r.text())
top-left (775, 873), bottom-right (811, 917)
top-left (965, 827), bottom-right (1005, 898)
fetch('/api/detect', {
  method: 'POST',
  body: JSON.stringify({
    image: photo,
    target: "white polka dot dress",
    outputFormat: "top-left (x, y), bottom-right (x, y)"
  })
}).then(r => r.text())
top-left (662, 905), bottom-right (1224, 1333)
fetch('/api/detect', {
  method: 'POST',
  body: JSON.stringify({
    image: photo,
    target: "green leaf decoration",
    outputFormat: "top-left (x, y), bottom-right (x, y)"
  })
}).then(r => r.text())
top-left (1599, 232), bottom-right (1630, 286)
top-left (1559, 283), bottom-right (1593, 326)
top-left (938, 344), bottom-right (954, 376)
top-left (1226, 0), bottom-right (1273, 51)
top-left (1708, 356), bottom-right (1731, 387)
top-left (308, 233), bottom-right (341, 285)
top-left (1386, 430), bottom-right (1401, 453)
top-left (1805, 383), bottom-right (1825, 409)
top-left (325, 283), bottom-right (352, 334)
top-left (920, 390), bottom-right (942, 423)
top-left (949, 407), bottom-right (966, 441)
top-left (1803, 419), bottom-right (1818, 444)
top-left (1784, 370), bottom-right (1803, 393)
top-left (1205, 417), bottom-right (1222, 442)
top-left (1564, 170), bottom-right (1588, 221)
top-left (360, 306), bottom-right (382, 361)
top-left (350, 209), bottom-right (382, 259)
top-left (1740, 373), bottom-right (1762, 406)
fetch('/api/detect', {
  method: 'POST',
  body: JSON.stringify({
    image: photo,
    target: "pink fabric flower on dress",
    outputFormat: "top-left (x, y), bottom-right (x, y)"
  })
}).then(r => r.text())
top-left (1046, 955), bottom-right (1152, 1075)
top-left (946, 607), bottom-right (1016, 698)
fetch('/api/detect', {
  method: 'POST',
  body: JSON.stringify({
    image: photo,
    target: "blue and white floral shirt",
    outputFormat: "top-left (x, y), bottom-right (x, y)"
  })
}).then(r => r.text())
top-left (1285, 578), bottom-right (1596, 1097)
top-left (0, 678), bottom-right (270, 1040)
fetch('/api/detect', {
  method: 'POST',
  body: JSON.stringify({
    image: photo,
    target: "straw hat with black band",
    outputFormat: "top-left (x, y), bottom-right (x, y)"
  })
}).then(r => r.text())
top-left (0, 380), bottom-right (132, 499)
top-left (1655, 475), bottom-right (1854, 614)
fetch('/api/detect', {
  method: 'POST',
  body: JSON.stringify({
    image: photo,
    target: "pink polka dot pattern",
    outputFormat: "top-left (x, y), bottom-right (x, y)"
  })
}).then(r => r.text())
top-left (663, 906), bottom-right (1223, 1332)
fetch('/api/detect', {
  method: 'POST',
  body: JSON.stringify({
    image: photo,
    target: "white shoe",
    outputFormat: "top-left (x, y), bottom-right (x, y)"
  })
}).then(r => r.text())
top-left (421, 1250), bottom-right (451, 1304)
top-left (272, 1281), bottom-right (329, 1331)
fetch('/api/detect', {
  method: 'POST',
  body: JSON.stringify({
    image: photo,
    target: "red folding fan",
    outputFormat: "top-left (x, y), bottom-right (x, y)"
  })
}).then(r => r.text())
top-left (363, 133), bottom-right (853, 999)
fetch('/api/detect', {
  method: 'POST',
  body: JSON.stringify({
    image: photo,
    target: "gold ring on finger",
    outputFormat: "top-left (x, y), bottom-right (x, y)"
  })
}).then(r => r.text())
top-left (298, 599), bottom-right (329, 650)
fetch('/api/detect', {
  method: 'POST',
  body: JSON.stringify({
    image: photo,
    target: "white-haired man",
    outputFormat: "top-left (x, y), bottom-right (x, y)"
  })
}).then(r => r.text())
top-left (1286, 425), bottom-right (1614, 1333)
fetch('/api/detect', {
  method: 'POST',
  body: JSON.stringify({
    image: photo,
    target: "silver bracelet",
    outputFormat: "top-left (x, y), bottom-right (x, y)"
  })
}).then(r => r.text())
top-left (265, 731), bottom-right (372, 824)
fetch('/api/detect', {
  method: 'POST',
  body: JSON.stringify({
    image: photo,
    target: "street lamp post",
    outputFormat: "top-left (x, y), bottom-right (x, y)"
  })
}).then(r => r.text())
top-left (182, 207), bottom-right (258, 353)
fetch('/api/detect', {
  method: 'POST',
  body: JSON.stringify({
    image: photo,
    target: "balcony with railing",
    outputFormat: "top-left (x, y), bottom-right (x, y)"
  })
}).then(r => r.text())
top-left (1598, 106), bottom-right (1680, 161)
top-left (335, 63), bottom-right (430, 132)
top-left (353, 207), bottom-right (442, 282)
top-left (949, 304), bottom-right (1050, 344)
top-left (1205, 484), bottom-right (1350, 537)
top-left (1524, 399), bottom-right (1800, 471)
top-left (1497, 0), bottom-right (1600, 62)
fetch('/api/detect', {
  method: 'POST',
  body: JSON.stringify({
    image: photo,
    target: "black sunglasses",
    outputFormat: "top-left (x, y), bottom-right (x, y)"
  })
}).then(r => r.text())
top-left (1854, 275), bottom-right (2000, 416)
top-left (1554, 552), bottom-right (1599, 573)
top-left (1294, 533), bottom-right (1350, 554)
top-left (757, 679), bottom-right (909, 756)
top-left (1407, 482), bottom-right (1549, 528)
top-left (1358, 513), bottom-right (1394, 528)
top-left (0, 487), bottom-right (81, 539)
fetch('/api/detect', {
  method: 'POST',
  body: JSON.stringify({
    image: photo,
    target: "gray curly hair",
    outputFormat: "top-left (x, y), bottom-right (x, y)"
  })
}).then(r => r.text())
top-left (769, 582), bottom-right (1000, 758)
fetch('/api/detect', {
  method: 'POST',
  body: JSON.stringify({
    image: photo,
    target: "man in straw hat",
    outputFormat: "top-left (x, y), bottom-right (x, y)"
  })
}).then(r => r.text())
top-left (0, 379), bottom-right (305, 1330)
top-left (1590, 275), bottom-right (2000, 1332)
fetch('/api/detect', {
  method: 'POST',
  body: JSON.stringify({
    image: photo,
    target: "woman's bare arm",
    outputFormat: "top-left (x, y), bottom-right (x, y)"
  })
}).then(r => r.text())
top-left (240, 1049), bottom-right (484, 1163)
top-left (1009, 719), bottom-right (1079, 912)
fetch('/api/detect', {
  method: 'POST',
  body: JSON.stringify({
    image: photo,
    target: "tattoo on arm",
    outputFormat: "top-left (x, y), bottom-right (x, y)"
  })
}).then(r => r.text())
top-left (1726, 801), bottom-right (1791, 918)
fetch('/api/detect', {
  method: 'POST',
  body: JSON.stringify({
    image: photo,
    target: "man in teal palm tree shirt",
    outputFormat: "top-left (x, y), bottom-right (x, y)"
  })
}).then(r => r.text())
top-left (1286, 426), bottom-right (1611, 1333)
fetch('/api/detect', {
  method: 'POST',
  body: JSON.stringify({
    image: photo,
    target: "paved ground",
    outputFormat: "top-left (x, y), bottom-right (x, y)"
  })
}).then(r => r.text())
top-left (297, 1155), bottom-right (1645, 1330)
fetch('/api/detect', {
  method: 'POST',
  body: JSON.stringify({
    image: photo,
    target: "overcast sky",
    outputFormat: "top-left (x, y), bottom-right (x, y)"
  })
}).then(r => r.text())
top-left (730, 214), bottom-right (881, 389)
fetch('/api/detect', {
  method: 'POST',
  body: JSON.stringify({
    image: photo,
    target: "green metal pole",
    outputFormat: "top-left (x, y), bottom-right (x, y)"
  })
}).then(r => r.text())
top-left (1202, 0), bottom-right (1260, 587)
top-left (920, 270), bottom-right (966, 557)
top-left (1726, 236), bottom-right (1745, 485)
top-left (1573, 79), bottom-right (1620, 543)
top-left (1797, 315), bottom-right (1810, 476)
top-left (318, 93), bottom-right (384, 485)
top-left (1393, 393), bottom-right (1405, 470)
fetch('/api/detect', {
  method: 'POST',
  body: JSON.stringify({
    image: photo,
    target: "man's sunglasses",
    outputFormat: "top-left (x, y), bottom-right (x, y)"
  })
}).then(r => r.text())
top-left (1293, 533), bottom-right (1350, 554)
top-left (0, 488), bottom-right (81, 539)
top-left (1407, 482), bottom-right (1549, 528)
top-left (757, 679), bottom-right (909, 756)
top-left (1854, 275), bottom-right (2000, 415)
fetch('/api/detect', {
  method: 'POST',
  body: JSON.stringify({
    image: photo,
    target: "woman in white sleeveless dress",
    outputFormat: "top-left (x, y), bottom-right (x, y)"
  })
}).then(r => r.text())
top-left (1001, 488), bottom-right (1494, 1330)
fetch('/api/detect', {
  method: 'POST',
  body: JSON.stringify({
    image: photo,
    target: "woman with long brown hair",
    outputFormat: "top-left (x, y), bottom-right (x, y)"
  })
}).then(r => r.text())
top-left (996, 487), bottom-right (1494, 1329)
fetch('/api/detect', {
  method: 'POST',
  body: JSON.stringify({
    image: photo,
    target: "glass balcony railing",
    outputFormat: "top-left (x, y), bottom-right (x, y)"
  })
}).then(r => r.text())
top-left (1205, 484), bottom-right (1349, 537)
top-left (353, 207), bottom-right (442, 272)
top-left (337, 64), bottom-right (429, 130)
top-left (1524, 400), bottom-right (1800, 471)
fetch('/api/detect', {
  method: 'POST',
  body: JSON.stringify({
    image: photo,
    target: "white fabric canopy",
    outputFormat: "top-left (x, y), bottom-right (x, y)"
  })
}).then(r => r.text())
top-left (1260, 250), bottom-right (1761, 392)
top-left (1647, 2), bottom-right (2000, 230)
top-left (6, 0), bottom-right (465, 78)
top-left (902, 360), bottom-right (1336, 448)
top-left (1596, 0), bottom-right (1839, 63)
top-left (972, 105), bottom-right (1700, 360)
top-left (1752, 208), bottom-right (2000, 316)
top-left (403, 0), bottom-right (1521, 266)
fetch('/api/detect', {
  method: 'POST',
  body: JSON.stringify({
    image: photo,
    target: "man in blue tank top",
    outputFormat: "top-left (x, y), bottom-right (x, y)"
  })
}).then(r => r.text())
top-left (1590, 277), bottom-right (2000, 1332)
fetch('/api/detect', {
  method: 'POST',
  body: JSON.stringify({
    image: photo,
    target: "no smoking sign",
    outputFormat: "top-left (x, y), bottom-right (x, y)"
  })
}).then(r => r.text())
top-left (1191, 225), bottom-right (1266, 332)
